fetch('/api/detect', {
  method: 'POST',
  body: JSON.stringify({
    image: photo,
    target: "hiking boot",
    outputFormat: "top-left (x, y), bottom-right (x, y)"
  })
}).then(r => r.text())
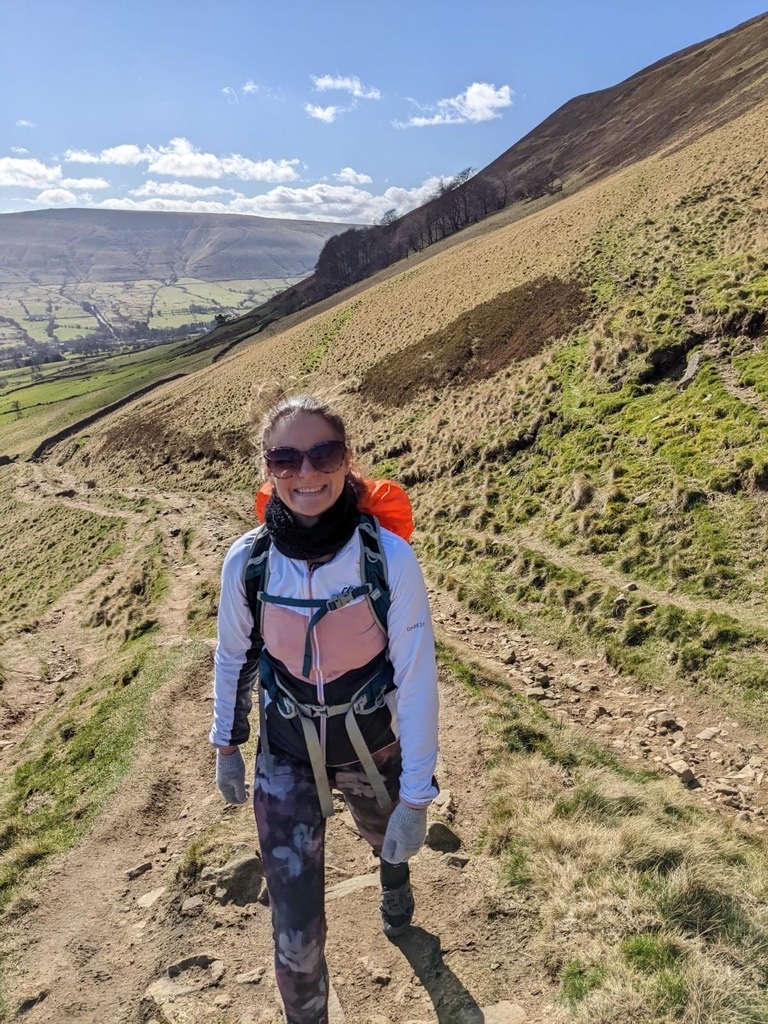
top-left (380, 874), bottom-right (414, 938)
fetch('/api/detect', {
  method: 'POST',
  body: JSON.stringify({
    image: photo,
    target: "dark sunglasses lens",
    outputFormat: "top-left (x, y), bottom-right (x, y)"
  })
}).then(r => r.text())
top-left (265, 448), bottom-right (303, 477)
top-left (308, 440), bottom-right (346, 472)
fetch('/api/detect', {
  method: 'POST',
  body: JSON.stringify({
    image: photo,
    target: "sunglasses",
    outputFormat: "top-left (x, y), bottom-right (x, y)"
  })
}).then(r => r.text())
top-left (264, 439), bottom-right (347, 478)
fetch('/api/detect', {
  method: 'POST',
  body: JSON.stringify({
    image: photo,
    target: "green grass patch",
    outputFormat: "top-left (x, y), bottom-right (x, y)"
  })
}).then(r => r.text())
top-left (0, 639), bottom-right (209, 911)
top-left (303, 301), bottom-right (360, 373)
top-left (560, 960), bottom-right (607, 1006)
top-left (0, 478), bottom-right (125, 639)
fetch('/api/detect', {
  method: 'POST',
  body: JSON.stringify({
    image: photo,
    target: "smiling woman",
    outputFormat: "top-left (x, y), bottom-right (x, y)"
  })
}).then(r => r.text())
top-left (209, 392), bottom-right (440, 1024)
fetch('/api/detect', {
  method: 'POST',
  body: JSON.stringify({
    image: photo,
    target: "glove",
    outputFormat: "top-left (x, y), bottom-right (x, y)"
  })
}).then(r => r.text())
top-left (381, 802), bottom-right (428, 864)
top-left (216, 748), bottom-right (247, 804)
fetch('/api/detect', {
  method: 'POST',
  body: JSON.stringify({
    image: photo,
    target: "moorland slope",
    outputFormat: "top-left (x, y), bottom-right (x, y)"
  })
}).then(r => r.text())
top-left (219, 11), bottom-right (768, 337)
top-left (2, 21), bottom-right (768, 1024)
top-left (0, 208), bottom-right (345, 284)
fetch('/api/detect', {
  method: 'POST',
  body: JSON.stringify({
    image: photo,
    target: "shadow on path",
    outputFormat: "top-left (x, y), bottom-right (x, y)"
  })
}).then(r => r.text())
top-left (393, 926), bottom-right (484, 1023)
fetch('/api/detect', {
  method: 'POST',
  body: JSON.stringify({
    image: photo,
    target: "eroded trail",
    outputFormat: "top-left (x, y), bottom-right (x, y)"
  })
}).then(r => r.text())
top-left (4, 468), bottom-right (768, 1024)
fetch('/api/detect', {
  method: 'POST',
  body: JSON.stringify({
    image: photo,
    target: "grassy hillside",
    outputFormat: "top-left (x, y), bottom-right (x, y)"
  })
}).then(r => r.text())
top-left (1, 68), bottom-right (768, 1024)
top-left (54, 96), bottom-right (768, 706)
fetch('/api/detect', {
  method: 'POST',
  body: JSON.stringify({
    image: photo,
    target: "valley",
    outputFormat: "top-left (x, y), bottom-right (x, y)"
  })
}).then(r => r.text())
top-left (1, 15), bottom-right (768, 1024)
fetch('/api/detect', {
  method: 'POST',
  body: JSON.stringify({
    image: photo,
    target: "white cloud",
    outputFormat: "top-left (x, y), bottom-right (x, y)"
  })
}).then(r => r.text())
top-left (16, 119), bottom-right (37, 128)
top-left (11, 147), bottom-right (29, 155)
top-left (92, 175), bottom-right (443, 224)
top-left (129, 180), bottom-right (238, 199)
top-left (312, 74), bottom-right (380, 100)
top-left (334, 167), bottom-right (372, 185)
top-left (0, 157), bottom-right (63, 188)
top-left (35, 188), bottom-right (77, 205)
top-left (395, 82), bottom-right (512, 128)
top-left (65, 143), bottom-right (146, 165)
top-left (61, 176), bottom-right (110, 189)
top-left (222, 79), bottom-right (261, 101)
top-left (305, 103), bottom-right (341, 123)
top-left (64, 137), bottom-right (300, 181)
top-left (0, 157), bottom-right (110, 190)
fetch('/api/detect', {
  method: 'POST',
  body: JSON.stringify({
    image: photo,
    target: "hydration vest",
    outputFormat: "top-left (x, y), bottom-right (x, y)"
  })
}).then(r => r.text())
top-left (244, 512), bottom-right (398, 818)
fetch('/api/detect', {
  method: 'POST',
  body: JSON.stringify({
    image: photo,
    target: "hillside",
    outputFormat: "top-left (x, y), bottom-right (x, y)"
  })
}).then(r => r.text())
top-left (0, 208), bottom-right (347, 351)
top-left (220, 11), bottom-right (768, 337)
top-left (0, 208), bottom-right (346, 283)
top-left (2, 18), bottom-right (768, 1024)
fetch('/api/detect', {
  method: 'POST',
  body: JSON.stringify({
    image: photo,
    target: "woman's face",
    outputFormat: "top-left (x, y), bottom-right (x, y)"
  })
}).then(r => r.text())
top-left (265, 412), bottom-right (351, 526)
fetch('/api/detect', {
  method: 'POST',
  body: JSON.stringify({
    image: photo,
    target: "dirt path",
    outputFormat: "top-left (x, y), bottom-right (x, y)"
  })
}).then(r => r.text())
top-left (4, 468), bottom-right (768, 1023)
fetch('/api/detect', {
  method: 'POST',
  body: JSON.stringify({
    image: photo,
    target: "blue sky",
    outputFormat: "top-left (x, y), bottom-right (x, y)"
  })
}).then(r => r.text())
top-left (2, 0), bottom-right (766, 223)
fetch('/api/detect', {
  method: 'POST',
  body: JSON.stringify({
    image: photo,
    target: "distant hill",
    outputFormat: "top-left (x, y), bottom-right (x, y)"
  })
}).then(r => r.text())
top-left (0, 209), bottom-right (348, 352)
top-left (0, 208), bottom-right (346, 284)
top-left (229, 11), bottom-right (768, 335)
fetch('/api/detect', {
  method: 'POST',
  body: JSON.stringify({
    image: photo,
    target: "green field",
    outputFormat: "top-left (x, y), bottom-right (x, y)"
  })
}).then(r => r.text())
top-left (0, 340), bottom-right (224, 458)
top-left (0, 276), bottom-right (303, 353)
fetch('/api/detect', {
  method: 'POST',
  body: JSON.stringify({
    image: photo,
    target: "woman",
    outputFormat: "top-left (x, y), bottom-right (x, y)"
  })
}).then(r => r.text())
top-left (209, 394), bottom-right (439, 1024)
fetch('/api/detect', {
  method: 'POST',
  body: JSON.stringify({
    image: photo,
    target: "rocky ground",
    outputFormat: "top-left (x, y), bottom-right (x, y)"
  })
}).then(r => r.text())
top-left (3, 466), bottom-right (768, 1023)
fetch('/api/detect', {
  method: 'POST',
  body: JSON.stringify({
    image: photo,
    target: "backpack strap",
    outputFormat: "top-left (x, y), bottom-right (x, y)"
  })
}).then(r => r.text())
top-left (243, 526), bottom-right (272, 768)
top-left (243, 524), bottom-right (271, 638)
top-left (358, 512), bottom-right (391, 633)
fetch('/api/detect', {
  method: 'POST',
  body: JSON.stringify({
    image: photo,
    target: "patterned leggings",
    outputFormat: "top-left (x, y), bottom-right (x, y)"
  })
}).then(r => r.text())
top-left (253, 740), bottom-right (403, 1024)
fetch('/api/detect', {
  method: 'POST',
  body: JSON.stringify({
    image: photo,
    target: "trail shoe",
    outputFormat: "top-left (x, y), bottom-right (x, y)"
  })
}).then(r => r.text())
top-left (380, 862), bottom-right (414, 938)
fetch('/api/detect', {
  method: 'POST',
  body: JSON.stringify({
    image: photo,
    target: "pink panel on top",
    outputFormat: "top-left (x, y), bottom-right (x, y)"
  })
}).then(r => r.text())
top-left (263, 600), bottom-right (387, 684)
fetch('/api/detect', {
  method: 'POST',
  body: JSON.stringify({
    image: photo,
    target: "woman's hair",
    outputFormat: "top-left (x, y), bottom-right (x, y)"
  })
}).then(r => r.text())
top-left (260, 393), bottom-right (348, 449)
top-left (258, 393), bottom-right (366, 500)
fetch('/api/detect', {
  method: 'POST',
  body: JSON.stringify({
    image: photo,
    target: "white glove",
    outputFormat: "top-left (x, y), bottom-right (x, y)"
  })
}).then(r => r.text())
top-left (381, 802), bottom-right (428, 863)
top-left (216, 748), bottom-right (247, 804)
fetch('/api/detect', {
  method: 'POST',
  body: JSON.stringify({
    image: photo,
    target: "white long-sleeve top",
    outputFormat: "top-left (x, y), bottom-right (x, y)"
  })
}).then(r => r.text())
top-left (210, 524), bottom-right (439, 807)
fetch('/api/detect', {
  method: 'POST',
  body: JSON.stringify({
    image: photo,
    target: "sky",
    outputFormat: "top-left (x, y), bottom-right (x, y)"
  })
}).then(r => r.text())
top-left (1, 0), bottom-right (766, 225)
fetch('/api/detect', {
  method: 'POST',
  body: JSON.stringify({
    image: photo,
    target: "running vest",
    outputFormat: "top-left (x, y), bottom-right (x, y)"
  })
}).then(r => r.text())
top-left (243, 513), bottom-right (396, 817)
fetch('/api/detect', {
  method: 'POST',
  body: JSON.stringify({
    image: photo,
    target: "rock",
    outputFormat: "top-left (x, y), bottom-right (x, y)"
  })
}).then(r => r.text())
top-left (432, 789), bottom-right (456, 820)
top-left (458, 1003), bottom-right (527, 1024)
top-left (501, 649), bottom-right (517, 665)
top-left (168, 954), bottom-right (225, 985)
top-left (181, 895), bottom-right (204, 914)
top-left (667, 759), bottom-right (695, 785)
top-left (127, 861), bottom-right (152, 880)
top-left (714, 785), bottom-right (739, 796)
top-left (137, 887), bottom-right (166, 909)
top-left (425, 821), bottom-right (461, 853)
top-left (443, 853), bottom-right (470, 869)
top-left (678, 350), bottom-right (701, 391)
top-left (143, 954), bottom-right (225, 1011)
top-left (525, 687), bottom-right (548, 700)
top-left (588, 704), bottom-right (611, 722)
top-left (327, 874), bottom-right (379, 901)
top-left (658, 715), bottom-right (683, 733)
top-left (328, 982), bottom-right (346, 1022)
top-left (534, 673), bottom-right (551, 687)
top-left (202, 848), bottom-right (263, 906)
top-left (235, 967), bottom-right (265, 985)
top-left (361, 957), bottom-right (391, 985)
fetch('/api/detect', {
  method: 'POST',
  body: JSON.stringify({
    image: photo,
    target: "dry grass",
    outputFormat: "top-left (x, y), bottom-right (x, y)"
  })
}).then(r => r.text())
top-left (445, 646), bottom-right (768, 1024)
